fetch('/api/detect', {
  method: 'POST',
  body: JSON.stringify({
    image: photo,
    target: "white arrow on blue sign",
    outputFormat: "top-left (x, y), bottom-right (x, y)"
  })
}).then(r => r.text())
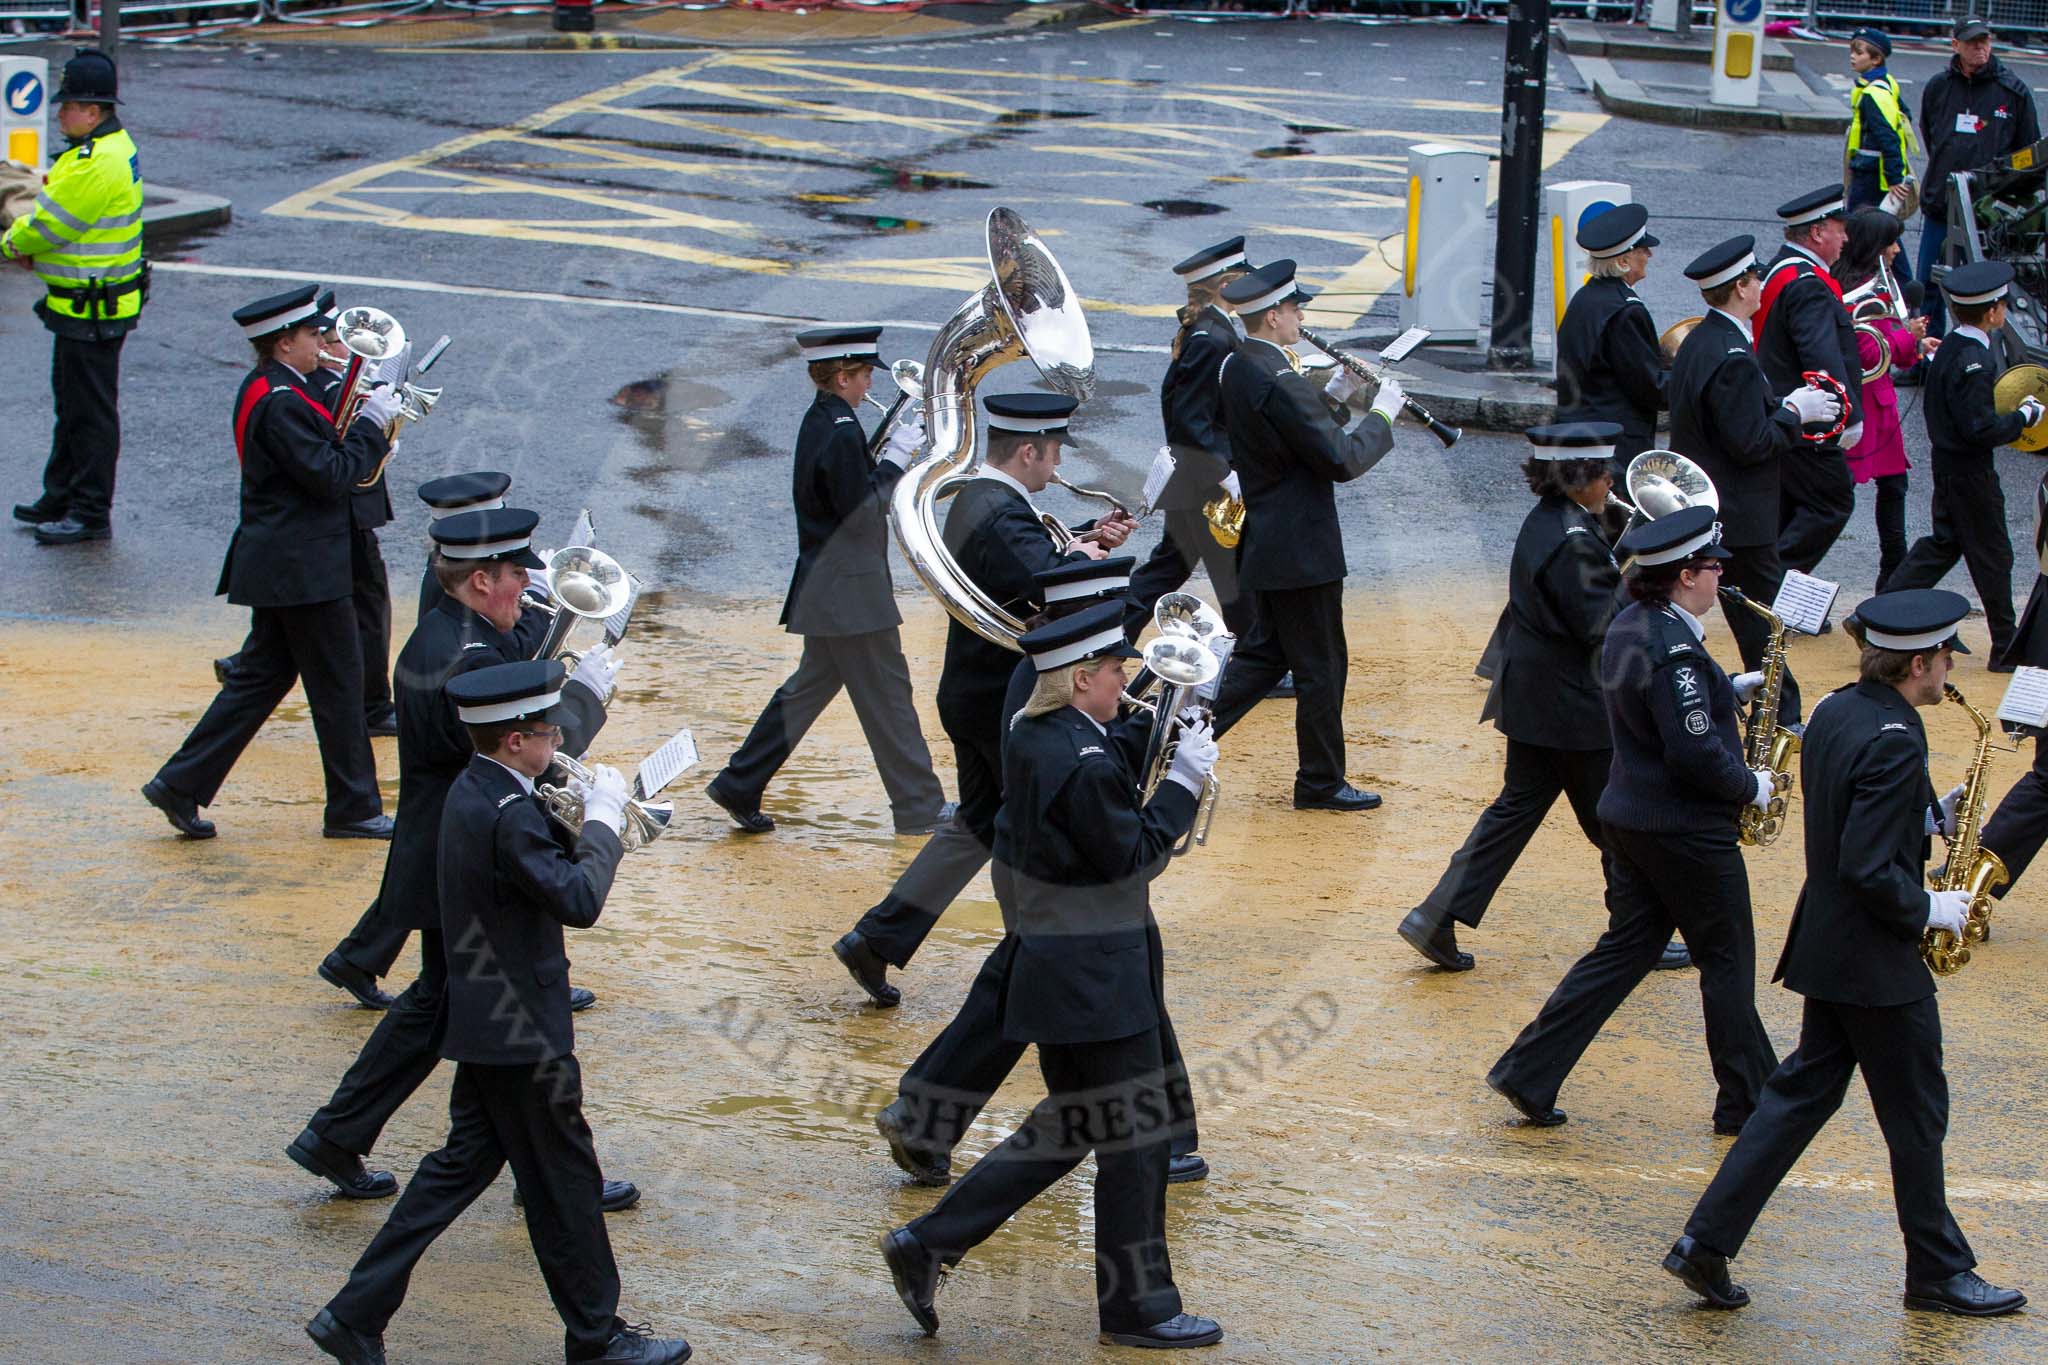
top-left (5, 71), bottom-right (44, 118)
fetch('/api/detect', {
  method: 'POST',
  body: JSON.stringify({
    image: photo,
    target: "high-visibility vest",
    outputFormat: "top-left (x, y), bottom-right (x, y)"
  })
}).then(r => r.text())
top-left (0, 123), bottom-right (145, 324)
top-left (1847, 74), bottom-right (1919, 191)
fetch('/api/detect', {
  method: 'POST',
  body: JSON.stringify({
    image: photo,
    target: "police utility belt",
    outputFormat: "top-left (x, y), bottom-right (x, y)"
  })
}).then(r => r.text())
top-left (47, 262), bottom-right (152, 317)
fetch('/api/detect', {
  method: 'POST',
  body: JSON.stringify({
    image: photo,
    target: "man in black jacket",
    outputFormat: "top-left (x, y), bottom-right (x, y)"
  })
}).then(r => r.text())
top-left (1125, 236), bottom-right (1257, 639)
top-left (1665, 589), bottom-right (2026, 1320)
top-left (1979, 471), bottom-right (2048, 890)
top-left (1203, 259), bottom-right (1400, 812)
top-left (1916, 17), bottom-right (2041, 337)
top-left (308, 661), bottom-right (690, 1365)
top-left (143, 286), bottom-right (397, 841)
top-left (1555, 204), bottom-right (1665, 463)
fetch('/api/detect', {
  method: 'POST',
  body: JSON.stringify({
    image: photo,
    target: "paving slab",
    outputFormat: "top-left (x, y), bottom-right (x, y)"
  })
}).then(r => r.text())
top-left (1569, 49), bottom-right (1848, 134)
top-left (1554, 17), bottom-right (1798, 70)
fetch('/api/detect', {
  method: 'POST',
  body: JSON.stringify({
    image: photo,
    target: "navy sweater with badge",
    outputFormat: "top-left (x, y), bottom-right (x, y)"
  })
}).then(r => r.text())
top-left (1595, 599), bottom-right (1755, 834)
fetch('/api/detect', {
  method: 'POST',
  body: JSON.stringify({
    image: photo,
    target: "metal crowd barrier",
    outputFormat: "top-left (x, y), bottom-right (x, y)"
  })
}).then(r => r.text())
top-left (266, 0), bottom-right (433, 25)
top-left (0, 0), bottom-right (84, 43)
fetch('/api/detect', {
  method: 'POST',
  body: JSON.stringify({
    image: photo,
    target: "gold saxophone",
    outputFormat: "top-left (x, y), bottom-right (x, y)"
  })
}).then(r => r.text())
top-left (1720, 587), bottom-right (1799, 847)
top-left (1921, 683), bottom-right (2013, 975)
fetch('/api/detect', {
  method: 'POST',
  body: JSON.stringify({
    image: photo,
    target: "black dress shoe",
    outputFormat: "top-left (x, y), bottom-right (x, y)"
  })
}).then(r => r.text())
top-left (142, 778), bottom-right (216, 839)
top-left (880, 1227), bottom-right (943, 1336)
top-left (834, 930), bottom-right (901, 1007)
top-left (12, 498), bottom-right (65, 525)
top-left (1266, 672), bottom-right (1297, 700)
top-left (1904, 1269), bottom-right (2027, 1316)
top-left (1654, 938), bottom-right (1693, 971)
top-left (1293, 783), bottom-right (1382, 812)
top-left (286, 1127), bottom-right (398, 1199)
top-left (705, 778), bottom-right (774, 833)
top-left (306, 1308), bottom-right (387, 1365)
top-left (324, 814), bottom-right (396, 840)
top-left (876, 1101), bottom-right (951, 1186)
top-left (365, 707), bottom-right (399, 738)
top-left (33, 516), bottom-right (111, 544)
top-left (583, 1320), bottom-right (692, 1364)
top-left (570, 985), bottom-right (597, 1012)
top-left (1100, 1312), bottom-right (1224, 1348)
top-left (1167, 1152), bottom-right (1210, 1184)
top-left (1662, 1234), bottom-right (1749, 1309)
top-left (515, 1178), bottom-right (641, 1212)
top-left (1398, 907), bottom-right (1474, 971)
top-left (1486, 1072), bottom-right (1567, 1127)
top-left (319, 951), bottom-right (395, 1010)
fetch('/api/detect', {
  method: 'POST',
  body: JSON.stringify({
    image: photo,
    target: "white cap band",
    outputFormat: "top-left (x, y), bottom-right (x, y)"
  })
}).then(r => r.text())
top-left (1031, 623), bottom-right (1128, 672)
top-left (1043, 574), bottom-right (1131, 603)
top-left (1532, 443), bottom-right (1615, 463)
top-left (1865, 624), bottom-right (1961, 651)
top-left (456, 689), bottom-right (563, 724)
top-left (1784, 195), bottom-right (1845, 226)
top-left (1694, 252), bottom-right (1757, 290)
top-left (240, 299), bottom-right (320, 340)
top-left (1948, 282), bottom-right (2009, 307)
top-left (427, 497), bottom-right (505, 520)
top-left (1587, 225), bottom-right (1647, 260)
top-left (987, 413), bottom-right (1069, 435)
top-left (440, 535), bottom-right (532, 560)
top-left (799, 340), bottom-right (879, 362)
top-left (1633, 526), bottom-right (1718, 566)
top-left (1229, 280), bottom-right (1295, 315)
top-left (1181, 251), bottom-right (1248, 283)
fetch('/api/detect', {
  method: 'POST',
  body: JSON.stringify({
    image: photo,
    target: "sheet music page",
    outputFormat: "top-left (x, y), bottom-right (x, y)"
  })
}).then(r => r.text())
top-left (1771, 571), bottom-right (1839, 636)
top-left (569, 509), bottom-right (596, 548)
top-left (604, 576), bottom-right (642, 646)
top-left (635, 728), bottom-right (700, 801)
top-left (1998, 667), bottom-right (2048, 730)
top-left (1141, 446), bottom-right (1176, 517)
top-left (1379, 326), bottom-right (1431, 364)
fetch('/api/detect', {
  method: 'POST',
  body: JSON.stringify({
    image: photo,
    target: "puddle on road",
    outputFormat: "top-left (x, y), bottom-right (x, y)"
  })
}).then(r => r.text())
top-left (1142, 199), bottom-right (1226, 218)
top-left (869, 167), bottom-right (994, 192)
top-left (1253, 143), bottom-right (1314, 160)
top-left (990, 109), bottom-right (1098, 126)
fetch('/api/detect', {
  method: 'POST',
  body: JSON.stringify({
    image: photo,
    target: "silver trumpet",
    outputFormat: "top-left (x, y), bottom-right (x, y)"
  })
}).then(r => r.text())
top-left (538, 753), bottom-right (673, 853)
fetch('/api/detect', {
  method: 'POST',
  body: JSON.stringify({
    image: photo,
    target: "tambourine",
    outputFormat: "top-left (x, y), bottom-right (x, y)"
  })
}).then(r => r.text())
top-left (1797, 369), bottom-right (1850, 445)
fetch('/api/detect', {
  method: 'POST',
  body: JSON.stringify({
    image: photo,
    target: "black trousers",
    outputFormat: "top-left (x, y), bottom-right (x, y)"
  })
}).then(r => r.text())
top-left (1982, 734), bottom-right (2048, 895)
top-left (333, 896), bottom-right (413, 979)
top-left (1685, 995), bottom-right (1974, 1282)
top-left (1777, 445), bottom-right (1855, 577)
top-left (908, 1027), bottom-right (1183, 1334)
top-left (1720, 541), bottom-right (1803, 725)
top-left (1123, 508), bottom-right (1258, 641)
top-left (310, 930), bottom-right (446, 1156)
top-left (1872, 472), bottom-right (1909, 593)
top-left (851, 697), bottom-right (1002, 968)
top-left (326, 1055), bottom-right (621, 1359)
top-left (352, 530), bottom-right (394, 716)
top-left (37, 331), bottom-right (125, 526)
top-left (154, 598), bottom-right (381, 826)
top-left (1415, 741), bottom-right (1610, 929)
top-left (713, 628), bottom-right (945, 828)
top-left (1887, 461), bottom-right (2015, 659)
top-left (1489, 822), bottom-right (1778, 1131)
top-left (1209, 580), bottom-right (1349, 799)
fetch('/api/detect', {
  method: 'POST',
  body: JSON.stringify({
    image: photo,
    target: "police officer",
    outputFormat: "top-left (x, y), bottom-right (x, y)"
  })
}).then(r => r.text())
top-left (1555, 205), bottom-right (1666, 464)
top-left (5, 49), bottom-right (145, 545)
top-left (1125, 236), bottom-right (1257, 640)
top-left (307, 660), bottom-right (691, 1365)
top-left (1487, 507), bottom-right (1780, 1133)
top-left (1666, 590), bottom-right (2026, 1320)
top-left (1397, 423), bottom-right (1624, 972)
top-left (1669, 236), bottom-right (1838, 727)
top-left (1203, 259), bottom-right (1402, 812)
top-left (878, 607), bottom-right (1222, 1351)
top-left (289, 510), bottom-right (620, 1205)
top-left (142, 286), bottom-right (398, 841)
top-left (831, 393), bottom-right (1133, 1006)
top-left (1757, 186), bottom-right (1865, 577)
top-left (704, 325), bottom-right (948, 836)
top-left (1886, 260), bottom-right (2043, 665)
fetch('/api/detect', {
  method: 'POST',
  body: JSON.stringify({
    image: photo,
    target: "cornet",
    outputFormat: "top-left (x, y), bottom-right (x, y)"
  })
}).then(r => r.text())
top-left (331, 305), bottom-right (449, 486)
top-left (862, 358), bottom-right (927, 461)
top-left (532, 544), bottom-right (637, 695)
top-left (538, 753), bottom-right (673, 853)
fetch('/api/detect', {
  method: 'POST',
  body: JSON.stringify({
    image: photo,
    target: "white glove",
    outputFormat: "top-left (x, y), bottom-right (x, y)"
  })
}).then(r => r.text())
top-left (524, 566), bottom-right (553, 599)
top-left (1925, 888), bottom-right (1972, 938)
top-left (358, 383), bottom-right (402, 430)
top-left (2021, 398), bottom-right (2047, 428)
top-left (1781, 384), bottom-right (1841, 425)
top-left (568, 643), bottom-right (620, 701)
top-left (1165, 718), bottom-right (1219, 795)
top-left (1749, 769), bottom-right (1775, 813)
top-left (881, 418), bottom-right (923, 466)
top-left (1323, 368), bottom-right (1366, 406)
top-left (1369, 375), bottom-right (1406, 423)
top-left (1935, 782), bottom-right (1966, 839)
top-left (577, 762), bottom-right (629, 836)
top-left (1732, 671), bottom-right (1766, 705)
top-left (1220, 470), bottom-right (1242, 500)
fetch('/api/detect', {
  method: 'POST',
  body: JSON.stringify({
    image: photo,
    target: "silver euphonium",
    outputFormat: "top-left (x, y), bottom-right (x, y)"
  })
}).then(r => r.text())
top-left (1122, 592), bottom-right (1231, 853)
top-left (537, 752), bottom-right (673, 853)
top-left (331, 305), bottom-right (446, 487)
top-left (862, 358), bottom-right (928, 461)
top-left (1842, 257), bottom-right (1910, 383)
top-left (532, 544), bottom-right (635, 694)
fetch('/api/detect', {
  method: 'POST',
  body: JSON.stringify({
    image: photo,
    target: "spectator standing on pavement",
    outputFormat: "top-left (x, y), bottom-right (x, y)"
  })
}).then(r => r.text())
top-left (1844, 30), bottom-right (1918, 287)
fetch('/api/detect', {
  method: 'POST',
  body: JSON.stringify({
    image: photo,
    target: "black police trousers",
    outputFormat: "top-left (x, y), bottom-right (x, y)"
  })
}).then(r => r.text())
top-left (309, 930), bottom-right (446, 1156)
top-left (1982, 733), bottom-right (2048, 895)
top-left (1209, 580), bottom-right (1350, 800)
top-left (1887, 459), bottom-right (2015, 660)
top-left (353, 529), bottom-right (394, 716)
top-left (332, 896), bottom-right (413, 980)
top-left (37, 331), bottom-right (126, 527)
top-left (1123, 508), bottom-right (1258, 642)
top-left (1414, 740), bottom-right (1610, 929)
top-left (1777, 445), bottom-right (1854, 578)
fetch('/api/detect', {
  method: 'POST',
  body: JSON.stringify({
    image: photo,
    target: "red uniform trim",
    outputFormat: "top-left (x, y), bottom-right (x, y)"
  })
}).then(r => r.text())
top-left (1753, 257), bottom-right (1844, 348)
top-left (231, 372), bottom-right (339, 464)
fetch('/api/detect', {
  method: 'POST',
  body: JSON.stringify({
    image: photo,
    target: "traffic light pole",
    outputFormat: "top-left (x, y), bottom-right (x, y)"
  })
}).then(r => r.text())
top-left (100, 0), bottom-right (121, 52)
top-left (1487, 0), bottom-right (1550, 371)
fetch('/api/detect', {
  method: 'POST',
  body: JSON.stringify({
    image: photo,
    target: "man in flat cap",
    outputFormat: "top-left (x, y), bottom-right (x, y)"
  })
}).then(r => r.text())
top-left (1556, 203), bottom-right (1666, 465)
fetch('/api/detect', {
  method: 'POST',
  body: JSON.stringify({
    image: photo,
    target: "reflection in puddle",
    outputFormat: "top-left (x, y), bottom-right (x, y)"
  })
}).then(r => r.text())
top-left (1142, 199), bottom-right (1227, 218)
top-left (1253, 143), bottom-right (1314, 159)
top-left (811, 210), bottom-right (925, 234)
top-left (870, 167), bottom-right (995, 191)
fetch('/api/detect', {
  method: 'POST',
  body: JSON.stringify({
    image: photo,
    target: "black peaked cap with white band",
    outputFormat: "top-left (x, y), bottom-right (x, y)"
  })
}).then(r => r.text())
top-left (446, 659), bottom-right (570, 725)
top-left (430, 507), bottom-right (547, 570)
top-left (1019, 600), bottom-right (1143, 673)
top-left (314, 289), bottom-right (339, 332)
top-left (419, 472), bottom-right (512, 518)
top-left (1527, 420), bottom-right (1623, 462)
top-left (1943, 259), bottom-right (2015, 307)
top-left (233, 284), bottom-right (323, 341)
top-left (796, 325), bottom-right (883, 365)
top-left (1618, 504), bottom-right (1732, 567)
top-left (1578, 203), bottom-right (1659, 258)
top-left (1220, 259), bottom-right (1315, 315)
top-left (1036, 555), bottom-right (1135, 604)
top-left (1778, 185), bottom-right (1848, 226)
top-left (1174, 236), bottom-right (1251, 281)
top-left (1684, 236), bottom-right (1760, 290)
top-left (985, 392), bottom-right (1078, 438)
top-left (1850, 588), bottom-right (1974, 654)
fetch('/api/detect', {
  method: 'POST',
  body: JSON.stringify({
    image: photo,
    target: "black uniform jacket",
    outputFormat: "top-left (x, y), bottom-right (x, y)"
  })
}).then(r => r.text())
top-left (1667, 310), bottom-right (1805, 546)
top-left (1555, 276), bottom-right (1665, 449)
top-left (378, 595), bottom-right (606, 935)
top-left (994, 706), bottom-right (1197, 1047)
top-left (219, 360), bottom-right (391, 609)
top-left (2009, 473), bottom-right (2048, 660)
top-left (1756, 245), bottom-right (1864, 432)
top-left (1219, 336), bottom-right (1394, 592)
top-left (439, 754), bottom-right (624, 1066)
top-left (310, 363), bottom-right (395, 533)
top-left (1775, 681), bottom-right (1939, 1007)
top-left (938, 476), bottom-right (1087, 719)
top-left (781, 391), bottom-right (908, 637)
top-left (1155, 306), bottom-right (1239, 511)
top-left (1925, 328), bottom-right (2027, 464)
top-left (1596, 600), bottom-right (1754, 834)
top-left (1481, 495), bottom-right (1621, 750)
top-left (1920, 56), bottom-right (2042, 217)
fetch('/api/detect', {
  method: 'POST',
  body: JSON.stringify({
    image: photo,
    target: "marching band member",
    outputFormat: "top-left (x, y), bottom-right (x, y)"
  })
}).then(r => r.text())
top-left (318, 291), bottom-right (402, 740)
top-left (1979, 471), bottom-right (2048, 892)
top-left (1554, 205), bottom-right (1666, 464)
top-left (308, 660), bottom-right (690, 1365)
top-left (1397, 423), bottom-right (1624, 972)
top-left (1668, 235), bottom-right (1835, 727)
top-left (1758, 186), bottom-right (1864, 578)
top-left (705, 325), bottom-right (950, 836)
top-left (831, 393), bottom-right (1134, 1006)
top-left (1667, 589), bottom-right (2026, 1320)
top-left (1885, 260), bottom-right (2043, 667)
top-left (290, 509), bottom-right (619, 1203)
top-left (1487, 507), bottom-right (1779, 1133)
top-left (879, 606), bottom-right (1222, 1351)
top-left (1204, 259), bottom-right (1401, 813)
top-left (142, 286), bottom-right (398, 842)
top-left (1125, 236), bottom-right (1258, 640)
top-left (417, 471), bottom-right (511, 616)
